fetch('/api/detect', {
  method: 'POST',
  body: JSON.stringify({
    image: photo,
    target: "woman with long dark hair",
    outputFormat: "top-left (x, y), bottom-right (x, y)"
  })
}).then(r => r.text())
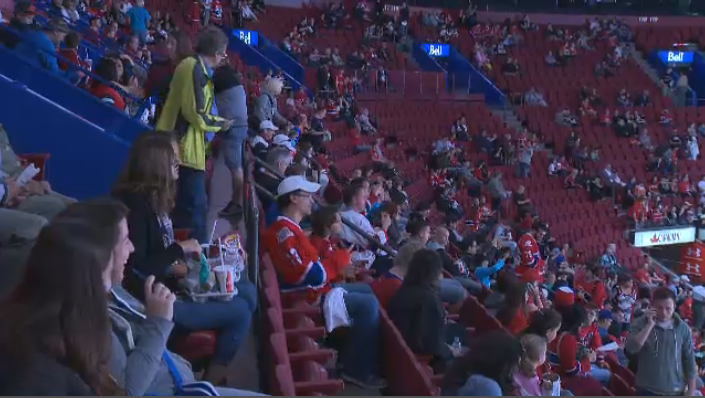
top-left (112, 131), bottom-right (257, 385)
top-left (388, 249), bottom-right (462, 373)
top-left (497, 280), bottom-right (539, 335)
top-left (442, 331), bottom-right (522, 396)
top-left (549, 304), bottom-right (608, 396)
top-left (0, 218), bottom-right (123, 395)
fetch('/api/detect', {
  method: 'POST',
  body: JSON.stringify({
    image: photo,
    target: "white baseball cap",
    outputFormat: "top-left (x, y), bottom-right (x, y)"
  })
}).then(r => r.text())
top-left (681, 275), bottom-right (691, 283)
top-left (277, 175), bottom-right (321, 196)
top-left (273, 134), bottom-right (295, 152)
top-left (259, 120), bottom-right (279, 131)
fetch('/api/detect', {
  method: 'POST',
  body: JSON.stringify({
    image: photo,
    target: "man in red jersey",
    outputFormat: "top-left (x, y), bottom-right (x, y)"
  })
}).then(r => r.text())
top-left (517, 223), bottom-right (547, 281)
top-left (264, 176), bottom-right (386, 389)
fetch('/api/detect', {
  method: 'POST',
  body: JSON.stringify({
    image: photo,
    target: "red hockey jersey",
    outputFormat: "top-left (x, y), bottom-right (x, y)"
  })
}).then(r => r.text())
top-left (265, 216), bottom-right (350, 302)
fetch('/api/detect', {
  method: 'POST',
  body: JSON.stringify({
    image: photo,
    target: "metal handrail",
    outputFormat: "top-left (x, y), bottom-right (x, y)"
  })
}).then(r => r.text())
top-left (252, 156), bottom-right (398, 256)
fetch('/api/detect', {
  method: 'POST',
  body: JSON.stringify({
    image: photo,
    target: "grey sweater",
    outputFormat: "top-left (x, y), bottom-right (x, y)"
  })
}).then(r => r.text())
top-left (626, 313), bottom-right (696, 395)
top-left (214, 85), bottom-right (248, 129)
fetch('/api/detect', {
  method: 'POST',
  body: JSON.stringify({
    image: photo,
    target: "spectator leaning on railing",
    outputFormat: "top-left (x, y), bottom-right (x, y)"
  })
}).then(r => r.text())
top-left (15, 17), bottom-right (82, 82)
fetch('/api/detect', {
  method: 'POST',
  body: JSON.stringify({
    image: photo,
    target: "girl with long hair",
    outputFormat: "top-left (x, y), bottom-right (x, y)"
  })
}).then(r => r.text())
top-left (497, 280), bottom-right (539, 335)
top-left (112, 131), bottom-right (257, 385)
top-left (442, 331), bottom-right (522, 396)
top-left (0, 218), bottom-right (124, 395)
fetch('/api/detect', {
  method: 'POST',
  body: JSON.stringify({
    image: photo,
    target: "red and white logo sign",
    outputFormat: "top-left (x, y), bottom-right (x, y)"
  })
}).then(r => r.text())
top-left (634, 227), bottom-right (696, 248)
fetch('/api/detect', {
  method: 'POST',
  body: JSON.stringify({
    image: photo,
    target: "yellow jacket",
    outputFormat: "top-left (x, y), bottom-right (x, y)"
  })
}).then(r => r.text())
top-left (156, 56), bottom-right (225, 171)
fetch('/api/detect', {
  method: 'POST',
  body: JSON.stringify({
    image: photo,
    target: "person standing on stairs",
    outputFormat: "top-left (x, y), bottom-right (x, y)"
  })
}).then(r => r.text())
top-left (156, 27), bottom-right (233, 244)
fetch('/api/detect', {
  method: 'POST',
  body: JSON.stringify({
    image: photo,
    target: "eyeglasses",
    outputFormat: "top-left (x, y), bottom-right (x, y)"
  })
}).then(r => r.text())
top-left (216, 50), bottom-right (228, 58)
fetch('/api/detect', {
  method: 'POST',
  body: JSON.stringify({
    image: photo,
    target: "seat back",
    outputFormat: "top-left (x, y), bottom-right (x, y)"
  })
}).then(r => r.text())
top-left (379, 308), bottom-right (438, 396)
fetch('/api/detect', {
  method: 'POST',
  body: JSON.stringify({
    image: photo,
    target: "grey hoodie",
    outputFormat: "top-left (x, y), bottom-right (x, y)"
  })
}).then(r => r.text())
top-left (108, 286), bottom-right (197, 396)
top-left (626, 313), bottom-right (696, 395)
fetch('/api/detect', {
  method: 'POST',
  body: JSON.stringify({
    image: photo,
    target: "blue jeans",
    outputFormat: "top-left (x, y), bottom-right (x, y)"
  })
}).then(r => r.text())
top-left (517, 162), bottom-right (531, 178)
top-left (589, 364), bottom-right (611, 386)
top-left (173, 281), bottom-right (257, 365)
top-left (173, 166), bottom-right (208, 243)
top-left (439, 278), bottom-right (467, 305)
top-left (338, 283), bottom-right (381, 379)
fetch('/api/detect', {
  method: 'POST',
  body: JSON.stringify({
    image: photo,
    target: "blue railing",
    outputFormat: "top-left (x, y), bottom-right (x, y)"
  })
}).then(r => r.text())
top-left (412, 40), bottom-right (447, 73)
top-left (446, 46), bottom-right (505, 106)
top-left (257, 35), bottom-right (306, 86)
top-left (0, 44), bottom-right (148, 142)
top-left (648, 50), bottom-right (697, 107)
top-left (228, 30), bottom-right (307, 92)
top-left (0, 72), bottom-right (131, 199)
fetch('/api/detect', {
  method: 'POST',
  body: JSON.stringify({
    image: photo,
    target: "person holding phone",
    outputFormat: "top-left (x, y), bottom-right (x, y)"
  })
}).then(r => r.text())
top-left (627, 287), bottom-right (698, 396)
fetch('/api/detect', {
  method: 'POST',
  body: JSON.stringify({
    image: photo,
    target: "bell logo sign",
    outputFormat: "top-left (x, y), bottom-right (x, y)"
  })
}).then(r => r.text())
top-left (667, 52), bottom-right (684, 62)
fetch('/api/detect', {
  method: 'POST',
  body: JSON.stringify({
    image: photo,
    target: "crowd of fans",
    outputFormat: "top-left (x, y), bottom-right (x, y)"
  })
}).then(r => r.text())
top-left (5, 0), bottom-right (705, 396)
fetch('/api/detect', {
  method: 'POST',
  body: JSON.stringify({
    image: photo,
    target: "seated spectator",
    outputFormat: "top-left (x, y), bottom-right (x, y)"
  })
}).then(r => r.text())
top-left (0, 126), bottom-right (74, 220)
top-left (112, 132), bottom-right (257, 385)
top-left (555, 108), bottom-right (577, 126)
top-left (636, 89), bottom-right (651, 106)
top-left (125, 34), bottom-right (152, 65)
top-left (428, 227), bottom-right (483, 295)
top-left (441, 332), bottom-right (522, 396)
top-left (545, 50), bottom-right (558, 66)
top-left (84, 16), bottom-right (103, 45)
top-left (340, 181), bottom-right (381, 247)
top-left (552, 304), bottom-right (611, 392)
top-left (15, 18), bottom-right (78, 81)
top-left (91, 58), bottom-right (127, 111)
top-left (56, 199), bottom-right (260, 396)
top-left (251, 120), bottom-right (277, 159)
top-left (357, 108), bottom-right (377, 134)
top-left (0, 1), bottom-right (38, 49)
top-left (502, 57), bottom-right (520, 75)
top-left (548, 157), bottom-right (565, 177)
top-left (0, 210), bottom-right (121, 395)
top-left (497, 280), bottom-right (541, 335)
top-left (660, 109), bottom-right (673, 125)
top-left (513, 334), bottom-right (550, 396)
top-left (257, 147), bottom-right (292, 215)
top-left (616, 88), bottom-right (632, 107)
top-left (371, 233), bottom-right (421, 300)
top-left (474, 249), bottom-right (510, 291)
top-left (0, 185), bottom-right (49, 295)
top-left (265, 175), bottom-right (385, 388)
top-left (389, 249), bottom-right (467, 373)
top-left (524, 87), bottom-right (547, 106)
top-left (58, 31), bottom-right (91, 74)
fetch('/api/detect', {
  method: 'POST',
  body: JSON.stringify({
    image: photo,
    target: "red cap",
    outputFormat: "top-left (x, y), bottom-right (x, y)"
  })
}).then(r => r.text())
top-left (555, 286), bottom-right (575, 308)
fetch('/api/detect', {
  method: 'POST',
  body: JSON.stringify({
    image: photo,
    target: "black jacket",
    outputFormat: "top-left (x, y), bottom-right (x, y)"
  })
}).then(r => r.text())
top-left (0, 351), bottom-right (93, 395)
top-left (113, 190), bottom-right (185, 300)
top-left (388, 284), bottom-right (451, 368)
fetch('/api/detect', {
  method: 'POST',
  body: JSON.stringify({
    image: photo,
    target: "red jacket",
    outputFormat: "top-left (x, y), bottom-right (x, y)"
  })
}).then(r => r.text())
top-left (90, 83), bottom-right (126, 111)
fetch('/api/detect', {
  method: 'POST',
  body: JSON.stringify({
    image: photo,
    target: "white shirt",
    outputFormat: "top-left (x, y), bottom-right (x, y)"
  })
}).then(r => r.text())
top-left (340, 208), bottom-right (376, 249)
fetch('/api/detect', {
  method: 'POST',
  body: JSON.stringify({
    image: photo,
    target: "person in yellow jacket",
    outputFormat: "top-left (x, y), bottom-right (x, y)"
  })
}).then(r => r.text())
top-left (156, 27), bottom-right (233, 243)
